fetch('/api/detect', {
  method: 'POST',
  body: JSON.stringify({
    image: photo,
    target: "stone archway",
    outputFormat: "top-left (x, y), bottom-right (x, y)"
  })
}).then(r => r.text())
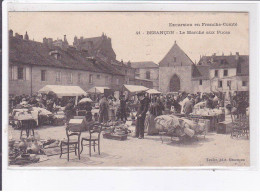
top-left (169, 74), bottom-right (180, 92)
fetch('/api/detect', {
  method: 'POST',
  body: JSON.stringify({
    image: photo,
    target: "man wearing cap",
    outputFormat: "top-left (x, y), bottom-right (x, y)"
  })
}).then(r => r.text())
top-left (119, 95), bottom-right (128, 122)
top-left (135, 92), bottom-right (149, 139)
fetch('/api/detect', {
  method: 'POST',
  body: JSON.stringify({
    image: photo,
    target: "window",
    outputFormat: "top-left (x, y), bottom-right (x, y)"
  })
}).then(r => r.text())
top-left (68, 73), bottom-right (73, 83)
top-left (199, 80), bottom-right (203, 85)
top-left (146, 71), bottom-right (151, 79)
top-left (41, 70), bottom-right (46, 81)
top-left (11, 66), bottom-right (18, 80)
top-left (56, 71), bottom-right (61, 82)
top-left (89, 74), bottom-right (93, 84)
top-left (96, 74), bottom-right (100, 79)
top-left (224, 69), bottom-right (228, 76)
top-left (214, 70), bottom-right (218, 77)
top-left (174, 57), bottom-right (176, 62)
top-left (218, 80), bottom-right (223, 88)
top-left (18, 67), bottom-right (24, 80)
top-left (78, 73), bottom-right (81, 83)
top-left (227, 80), bottom-right (231, 87)
top-left (242, 81), bottom-right (247, 87)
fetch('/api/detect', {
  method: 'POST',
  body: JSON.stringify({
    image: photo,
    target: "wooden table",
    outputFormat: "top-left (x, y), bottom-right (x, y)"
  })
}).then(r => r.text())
top-left (18, 118), bottom-right (36, 138)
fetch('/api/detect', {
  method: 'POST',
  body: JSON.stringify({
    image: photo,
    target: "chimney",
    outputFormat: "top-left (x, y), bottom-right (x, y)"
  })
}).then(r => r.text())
top-left (43, 37), bottom-right (48, 44)
top-left (9, 29), bottom-right (13, 37)
top-left (15, 33), bottom-right (23, 39)
top-left (121, 59), bottom-right (124, 66)
top-left (64, 35), bottom-right (67, 43)
top-left (235, 52), bottom-right (239, 60)
top-left (24, 31), bottom-right (29, 40)
top-left (212, 53), bottom-right (216, 57)
top-left (127, 60), bottom-right (131, 67)
top-left (174, 40), bottom-right (177, 44)
top-left (222, 52), bottom-right (224, 56)
top-left (230, 52), bottom-right (232, 56)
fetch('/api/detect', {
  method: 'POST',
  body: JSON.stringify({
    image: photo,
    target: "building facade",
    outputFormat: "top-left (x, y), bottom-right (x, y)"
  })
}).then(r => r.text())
top-left (131, 61), bottom-right (159, 90)
top-left (9, 31), bottom-right (125, 96)
top-left (159, 41), bottom-right (194, 93)
top-left (159, 41), bottom-right (249, 94)
top-left (197, 53), bottom-right (249, 93)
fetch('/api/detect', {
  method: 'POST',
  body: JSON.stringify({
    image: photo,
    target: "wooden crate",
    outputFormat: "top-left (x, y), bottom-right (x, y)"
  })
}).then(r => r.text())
top-left (217, 121), bottom-right (233, 134)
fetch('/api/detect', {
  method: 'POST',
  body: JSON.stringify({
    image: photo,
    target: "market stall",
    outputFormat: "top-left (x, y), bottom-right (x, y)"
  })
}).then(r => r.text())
top-left (38, 85), bottom-right (87, 98)
top-left (122, 84), bottom-right (149, 95)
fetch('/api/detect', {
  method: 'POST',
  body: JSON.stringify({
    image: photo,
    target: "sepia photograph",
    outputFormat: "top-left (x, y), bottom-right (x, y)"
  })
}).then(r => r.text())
top-left (7, 11), bottom-right (250, 168)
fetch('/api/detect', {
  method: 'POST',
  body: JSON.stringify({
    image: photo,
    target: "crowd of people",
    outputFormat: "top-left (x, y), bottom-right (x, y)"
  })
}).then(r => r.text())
top-left (9, 90), bottom-right (249, 139)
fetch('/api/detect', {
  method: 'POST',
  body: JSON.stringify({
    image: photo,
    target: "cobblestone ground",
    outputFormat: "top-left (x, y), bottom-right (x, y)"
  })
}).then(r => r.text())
top-left (8, 116), bottom-right (250, 167)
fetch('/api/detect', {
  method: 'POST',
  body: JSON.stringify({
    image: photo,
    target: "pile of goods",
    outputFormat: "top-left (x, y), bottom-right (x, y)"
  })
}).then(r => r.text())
top-left (9, 107), bottom-right (65, 128)
top-left (53, 110), bottom-right (65, 126)
top-left (192, 108), bottom-right (224, 117)
top-left (9, 136), bottom-right (45, 166)
top-left (231, 117), bottom-right (250, 138)
top-left (154, 114), bottom-right (206, 140)
top-left (102, 121), bottom-right (131, 141)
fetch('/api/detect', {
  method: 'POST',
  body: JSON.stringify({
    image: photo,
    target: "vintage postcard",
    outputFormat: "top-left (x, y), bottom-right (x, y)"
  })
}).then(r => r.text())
top-left (7, 11), bottom-right (250, 168)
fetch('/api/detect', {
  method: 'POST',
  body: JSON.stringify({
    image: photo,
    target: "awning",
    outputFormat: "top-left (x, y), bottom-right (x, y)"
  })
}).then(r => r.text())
top-left (146, 89), bottom-right (161, 94)
top-left (87, 86), bottom-right (110, 94)
top-left (123, 84), bottom-right (149, 94)
top-left (38, 85), bottom-right (87, 98)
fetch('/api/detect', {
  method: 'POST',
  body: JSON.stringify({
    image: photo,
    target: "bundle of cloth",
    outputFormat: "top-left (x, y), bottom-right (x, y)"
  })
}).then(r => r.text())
top-left (154, 114), bottom-right (206, 138)
top-left (179, 118), bottom-right (206, 137)
top-left (192, 108), bottom-right (223, 116)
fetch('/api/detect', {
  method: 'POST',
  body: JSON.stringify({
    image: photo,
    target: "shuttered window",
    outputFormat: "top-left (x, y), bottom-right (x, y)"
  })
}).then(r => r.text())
top-left (17, 67), bottom-right (24, 80)
top-left (41, 70), bottom-right (46, 81)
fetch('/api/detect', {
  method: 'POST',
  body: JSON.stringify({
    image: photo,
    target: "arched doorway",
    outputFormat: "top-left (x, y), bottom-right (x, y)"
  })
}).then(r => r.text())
top-left (169, 74), bottom-right (180, 92)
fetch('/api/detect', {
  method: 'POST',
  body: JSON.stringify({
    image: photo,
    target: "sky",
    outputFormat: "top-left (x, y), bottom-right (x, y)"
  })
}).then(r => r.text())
top-left (8, 12), bottom-right (249, 63)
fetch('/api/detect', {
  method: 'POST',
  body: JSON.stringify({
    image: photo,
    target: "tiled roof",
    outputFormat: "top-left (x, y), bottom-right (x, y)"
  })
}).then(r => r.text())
top-left (131, 61), bottom-right (159, 69)
top-left (9, 36), bottom-right (124, 76)
top-left (192, 65), bottom-right (210, 80)
top-left (197, 54), bottom-right (249, 76)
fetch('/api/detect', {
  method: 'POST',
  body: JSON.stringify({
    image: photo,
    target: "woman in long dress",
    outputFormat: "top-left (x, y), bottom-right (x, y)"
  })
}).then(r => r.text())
top-left (145, 97), bottom-right (160, 135)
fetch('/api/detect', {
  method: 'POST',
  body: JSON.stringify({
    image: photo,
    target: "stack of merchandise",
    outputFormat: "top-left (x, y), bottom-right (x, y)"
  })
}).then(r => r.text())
top-left (154, 114), bottom-right (206, 140)
top-left (53, 110), bottom-right (65, 126)
top-left (9, 136), bottom-right (45, 166)
top-left (103, 121), bottom-right (130, 141)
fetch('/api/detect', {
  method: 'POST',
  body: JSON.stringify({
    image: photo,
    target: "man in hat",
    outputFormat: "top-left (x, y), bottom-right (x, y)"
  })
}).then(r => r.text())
top-left (99, 95), bottom-right (109, 123)
top-left (135, 92), bottom-right (149, 139)
top-left (119, 95), bottom-right (128, 122)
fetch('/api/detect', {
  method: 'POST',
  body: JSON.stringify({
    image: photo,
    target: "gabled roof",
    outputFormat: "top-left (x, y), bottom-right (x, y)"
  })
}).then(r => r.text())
top-left (131, 61), bottom-right (159, 69)
top-left (159, 42), bottom-right (194, 67)
top-left (9, 36), bottom-right (124, 76)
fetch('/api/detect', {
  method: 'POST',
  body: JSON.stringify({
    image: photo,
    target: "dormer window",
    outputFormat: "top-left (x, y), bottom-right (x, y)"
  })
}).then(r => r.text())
top-left (49, 50), bottom-right (61, 60)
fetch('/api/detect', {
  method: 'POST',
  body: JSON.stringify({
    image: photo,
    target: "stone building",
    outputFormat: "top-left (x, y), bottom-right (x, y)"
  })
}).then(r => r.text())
top-left (131, 61), bottom-right (159, 90)
top-left (159, 41), bottom-right (194, 93)
top-left (159, 40), bottom-right (249, 94)
top-left (9, 31), bottom-right (125, 96)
